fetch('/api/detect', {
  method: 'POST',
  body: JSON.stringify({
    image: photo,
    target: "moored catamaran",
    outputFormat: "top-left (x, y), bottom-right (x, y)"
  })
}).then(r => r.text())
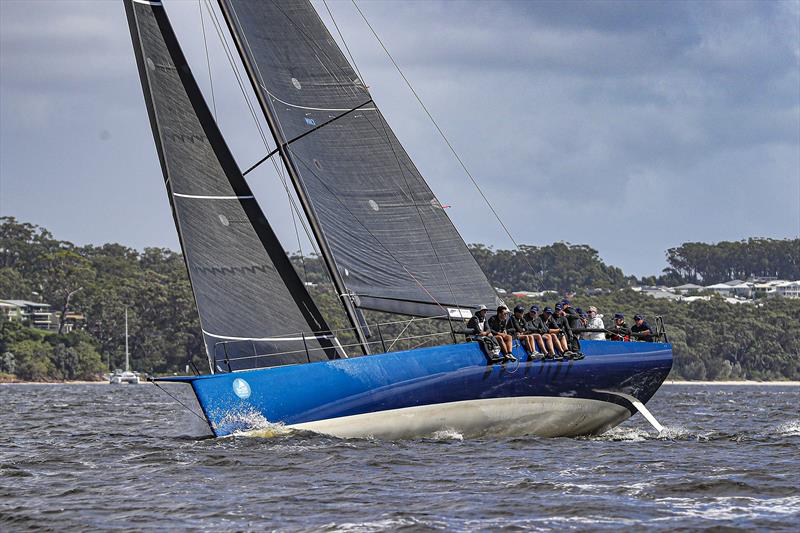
top-left (124, 0), bottom-right (672, 438)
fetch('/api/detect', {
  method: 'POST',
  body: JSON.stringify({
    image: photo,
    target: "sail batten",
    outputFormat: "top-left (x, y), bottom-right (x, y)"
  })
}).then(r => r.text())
top-left (218, 0), bottom-right (501, 318)
top-left (124, 0), bottom-right (339, 371)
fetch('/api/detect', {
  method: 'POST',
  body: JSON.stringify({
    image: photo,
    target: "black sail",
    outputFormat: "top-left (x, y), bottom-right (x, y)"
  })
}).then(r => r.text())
top-left (218, 0), bottom-right (502, 319)
top-left (124, 0), bottom-right (340, 371)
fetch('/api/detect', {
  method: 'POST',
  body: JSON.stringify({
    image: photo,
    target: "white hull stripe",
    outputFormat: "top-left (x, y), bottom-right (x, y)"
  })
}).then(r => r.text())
top-left (265, 396), bottom-right (634, 440)
top-left (173, 193), bottom-right (254, 200)
top-left (132, 0), bottom-right (163, 6)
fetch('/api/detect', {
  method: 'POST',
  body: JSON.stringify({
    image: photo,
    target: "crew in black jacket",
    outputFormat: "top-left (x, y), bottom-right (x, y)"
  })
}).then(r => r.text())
top-left (606, 312), bottom-right (630, 341)
top-left (542, 306), bottom-right (569, 358)
top-left (508, 305), bottom-right (539, 357)
top-left (466, 304), bottom-right (490, 340)
top-left (554, 303), bottom-right (582, 359)
top-left (524, 305), bottom-right (557, 356)
top-left (631, 314), bottom-right (655, 342)
top-left (488, 306), bottom-right (515, 359)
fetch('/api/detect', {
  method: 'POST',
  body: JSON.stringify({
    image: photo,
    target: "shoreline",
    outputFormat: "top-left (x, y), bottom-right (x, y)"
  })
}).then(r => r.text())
top-left (664, 380), bottom-right (800, 386)
top-left (0, 380), bottom-right (147, 385)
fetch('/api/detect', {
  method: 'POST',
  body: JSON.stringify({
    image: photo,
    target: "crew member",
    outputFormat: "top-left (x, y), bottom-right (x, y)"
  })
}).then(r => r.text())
top-left (466, 304), bottom-right (490, 340)
top-left (606, 312), bottom-right (629, 341)
top-left (524, 305), bottom-right (556, 356)
top-left (543, 305), bottom-right (570, 357)
top-left (631, 314), bottom-right (655, 342)
top-left (488, 305), bottom-right (516, 360)
top-left (509, 304), bottom-right (539, 356)
top-left (556, 304), bottom-right (583, 359)
top-left (561, 299), bottom-right (580, 322)
top-left (582, 306), bottom-right (606, 341)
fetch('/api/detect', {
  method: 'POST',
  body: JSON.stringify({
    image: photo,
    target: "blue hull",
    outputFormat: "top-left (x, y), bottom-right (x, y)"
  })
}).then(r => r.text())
top-left (164, 340), bottom-right (672, 438)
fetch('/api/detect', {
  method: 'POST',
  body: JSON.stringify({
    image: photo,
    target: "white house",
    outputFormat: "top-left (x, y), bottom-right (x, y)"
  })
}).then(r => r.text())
top-left (775, 281), bottom-right (800, 299)
top-left (0, 300), bottom-right (57, 330)
top-left (673, 283), bottom-right (704, 294)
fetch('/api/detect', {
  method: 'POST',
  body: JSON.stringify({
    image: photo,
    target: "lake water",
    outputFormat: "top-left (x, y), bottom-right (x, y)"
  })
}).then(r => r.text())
top-left (1, 383), bottom-right (798, 531)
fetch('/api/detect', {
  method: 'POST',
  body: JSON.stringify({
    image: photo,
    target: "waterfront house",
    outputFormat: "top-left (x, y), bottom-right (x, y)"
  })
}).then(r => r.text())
top-left (0, 300), bottom-right (57, 330)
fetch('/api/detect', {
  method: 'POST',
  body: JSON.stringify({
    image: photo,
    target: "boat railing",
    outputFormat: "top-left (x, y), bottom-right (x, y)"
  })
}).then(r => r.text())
top-left (212, 314), bottom-right (461, 372)
top-left (211, 314), bottom-right (671, 373)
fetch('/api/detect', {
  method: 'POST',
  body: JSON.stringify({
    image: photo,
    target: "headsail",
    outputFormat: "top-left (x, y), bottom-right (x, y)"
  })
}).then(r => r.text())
top-left (124, 0), bottom-right (340, 371)
top-left (217, 0), bottom-right (502, 319)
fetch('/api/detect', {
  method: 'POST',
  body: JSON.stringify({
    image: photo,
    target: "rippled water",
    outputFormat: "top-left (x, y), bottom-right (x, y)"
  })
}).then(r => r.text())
top-left (1, 383), bottom-right (798, 531)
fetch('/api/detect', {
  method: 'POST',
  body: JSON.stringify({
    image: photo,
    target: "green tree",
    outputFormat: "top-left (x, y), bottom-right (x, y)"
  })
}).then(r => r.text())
top-left (11, 339), bottom-right (56, 381)
top-left (40, 250), bottom-right (95, 334)
top-left (0, 267), bottom-right (30, 299)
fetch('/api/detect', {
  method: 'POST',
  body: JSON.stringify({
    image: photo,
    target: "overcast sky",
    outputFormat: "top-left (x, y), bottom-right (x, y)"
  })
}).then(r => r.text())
top-left (1, 0), bottom-right (798, 277)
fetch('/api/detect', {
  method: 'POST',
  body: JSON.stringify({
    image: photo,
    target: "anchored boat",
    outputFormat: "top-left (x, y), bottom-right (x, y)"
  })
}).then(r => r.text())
top-left (124, 0), bottom-right (672, 438)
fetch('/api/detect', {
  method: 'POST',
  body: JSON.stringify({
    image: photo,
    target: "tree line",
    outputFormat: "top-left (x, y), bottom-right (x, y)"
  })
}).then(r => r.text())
top-left (0, 216), bottom-right (797, 381)
top-left (656, 238), bottom-right (799, 285)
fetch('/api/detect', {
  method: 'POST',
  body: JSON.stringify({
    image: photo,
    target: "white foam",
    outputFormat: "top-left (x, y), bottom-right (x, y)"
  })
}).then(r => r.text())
top-left (591, 427), bottom-right (650, 441)
top-left (323, 517), bottom-right (429, 532)
top-left (431, 428), bottom-right (464, 441)
top-left (775, 420), bottom-right (800, 437)
top-left (657, 496), bottom-right (800, 521)
top-left (212, 407), bottom-right (292, 438)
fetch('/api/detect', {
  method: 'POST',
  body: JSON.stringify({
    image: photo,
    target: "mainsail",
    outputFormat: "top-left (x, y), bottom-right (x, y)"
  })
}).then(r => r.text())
top-left (124, 0), bottom-right (340, 370)
top-left (217, 0), bottom-right (502, 319)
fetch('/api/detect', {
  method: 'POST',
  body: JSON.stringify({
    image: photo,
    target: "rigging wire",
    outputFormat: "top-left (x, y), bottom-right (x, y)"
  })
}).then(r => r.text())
top-left (320, 0), bottom-right (465, 315)
top-left (350, 0), bottom-right (539, 280)
top-left (201, 0), bottom-right (320, 285)
top-left (321, 0), bottom-right (366, 85)
top-left (198, 0), bottom-right (217, 120)
top-left (150, 378), bottom-right (210, 426)
top-left (248, 0), bottom-right (460, 314)
top-left (208, 0), bottom-right (329, 285)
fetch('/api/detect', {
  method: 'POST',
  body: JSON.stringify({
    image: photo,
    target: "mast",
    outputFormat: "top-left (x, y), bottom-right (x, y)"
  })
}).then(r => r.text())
top-left (216, 0), bottom-right (370, 355)
top-left (124, 307), bottom-right (130, 373)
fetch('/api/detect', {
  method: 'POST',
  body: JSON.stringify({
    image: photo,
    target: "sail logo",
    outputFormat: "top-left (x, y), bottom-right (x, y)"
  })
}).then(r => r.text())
top-left (232, 378), bottom-right (251, 399)
top-left (168, 133), bottom-right (206, 144)
top-left (192, 263), bottom-right (276, 276)
top-left (145, 57), bottom-right (177, 73)
top-left (304, 117), bottom-right (317, 126)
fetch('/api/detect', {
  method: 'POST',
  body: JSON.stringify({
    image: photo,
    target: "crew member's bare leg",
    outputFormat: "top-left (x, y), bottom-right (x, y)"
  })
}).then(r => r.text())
top-left (542, 334), bottom-right (556, 355)
top-left (520, 334), bottom-right (536, 353)
top-left (496, 332), bottom-right (513, 354)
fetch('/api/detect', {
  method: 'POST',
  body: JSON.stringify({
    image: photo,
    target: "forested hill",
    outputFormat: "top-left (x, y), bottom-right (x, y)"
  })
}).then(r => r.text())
top-left (0, 216), bottom-right (797, 381)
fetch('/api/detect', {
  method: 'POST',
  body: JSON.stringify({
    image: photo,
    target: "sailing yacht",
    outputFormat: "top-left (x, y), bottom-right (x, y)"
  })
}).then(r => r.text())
top-left (124, 0), bottom-right (672, 438)
top-left (109, 308), bottom-right (139, 384)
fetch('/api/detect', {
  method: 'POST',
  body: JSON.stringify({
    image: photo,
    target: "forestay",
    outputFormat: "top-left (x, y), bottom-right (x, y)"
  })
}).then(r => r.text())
top-left (218, 0), bottom-right (501, 319)
top-left (124, 0), bottom-right (340, 370)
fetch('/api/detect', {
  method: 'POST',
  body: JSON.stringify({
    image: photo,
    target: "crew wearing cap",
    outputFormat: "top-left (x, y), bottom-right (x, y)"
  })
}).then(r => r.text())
top-left (606, 312), bottom-right (630, 341)
top-left (561, 299), bottom-right (579, 320)
top-left (524, 305), bottom-right (557, 356)
top-left (488, 305), bottom-right (515, 358)
top-left (631, 314), bottom-right (655, 342)
top-left (582, 306), bottom-right (606, 341)
top-left (466, 304), bottom-right (491, 340)
top-left (508, 304), bottom-right (540, 357)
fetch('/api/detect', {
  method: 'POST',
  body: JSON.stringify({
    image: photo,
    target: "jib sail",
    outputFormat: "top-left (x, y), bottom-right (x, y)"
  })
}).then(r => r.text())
top-left (217, 0), bottom-right (501, 320)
